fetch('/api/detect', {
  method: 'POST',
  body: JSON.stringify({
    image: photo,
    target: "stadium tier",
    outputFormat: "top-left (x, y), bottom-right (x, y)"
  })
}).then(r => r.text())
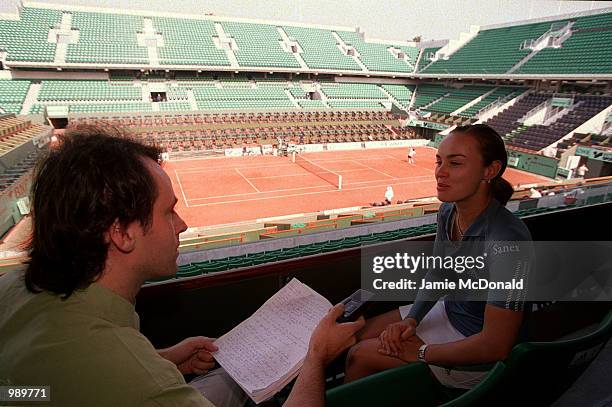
top-left (505, 96), bottom-right (612, 152)
top-left (335, 31), bottom-right (415, 73)
top-left (2, 75), bottom-right (538, 117)
top-left (380, 84), bottom-right (415, 108)
top-left (1, 4), bottom-right (611, 78)
top-left (221, 22), bottom-right (301, 68)
top-left (515, 12), bottom-right (612, 74)
top-left (153, 17), bottom-right (229, 66)
top-left (416, 46), bottom-right (442, 72)
top-left (459, 86), bottom-right (520, 117)
top-left (3, 7), bottom-right (61, 63)
top-left (411, 83), bottom-right (448, 109)
top-left (67, 11), bottom-right (148, 64)
top-left (424, 85), bottom-right (492, 114)
top-left (70, 110), bottom-right (405, 152)
top-left (422, 11), bottom-right (612, 76)
top-left (0, 79), bottom-right (30, 115)
top-left (0, 4), bottom-right (420, 74)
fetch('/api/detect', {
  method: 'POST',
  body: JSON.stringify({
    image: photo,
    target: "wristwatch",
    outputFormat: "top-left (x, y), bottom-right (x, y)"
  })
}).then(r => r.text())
top-left (417, 344), bottom-right (428, 363)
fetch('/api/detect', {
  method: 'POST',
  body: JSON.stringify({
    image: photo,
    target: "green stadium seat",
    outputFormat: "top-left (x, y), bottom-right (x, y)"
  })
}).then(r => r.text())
top-left (327, 310), bottom-right (612, 406)
top-left (326, 362), bottom-right (439, 406)
top-left (487, 310), bottom-right (612, 406)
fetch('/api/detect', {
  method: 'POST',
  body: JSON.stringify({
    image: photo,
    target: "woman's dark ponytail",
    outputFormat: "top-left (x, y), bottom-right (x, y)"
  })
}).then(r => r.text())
top-left (490, 177), bottom-right (514, 206)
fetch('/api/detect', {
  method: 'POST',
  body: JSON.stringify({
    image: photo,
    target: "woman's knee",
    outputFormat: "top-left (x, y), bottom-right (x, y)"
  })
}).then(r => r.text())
top-left (346, 339), bottom-right (377, 369)
top-left (357, 309), bottom-right (401, 340)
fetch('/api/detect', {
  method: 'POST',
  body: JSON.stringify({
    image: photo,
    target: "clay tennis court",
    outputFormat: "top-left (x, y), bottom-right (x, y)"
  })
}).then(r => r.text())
top-left (165, 147), bottom-right (550, 227)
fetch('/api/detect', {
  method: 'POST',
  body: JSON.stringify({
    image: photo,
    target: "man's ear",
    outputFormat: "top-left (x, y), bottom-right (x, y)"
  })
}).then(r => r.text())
top-left (106, 219), bottom-right (137, 253)
top-left (484, 160), bottom-right (503, 182)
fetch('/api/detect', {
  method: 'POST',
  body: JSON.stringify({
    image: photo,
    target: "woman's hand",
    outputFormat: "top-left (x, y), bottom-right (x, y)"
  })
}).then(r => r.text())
top-left (378, 318), bottom-right (417, 355)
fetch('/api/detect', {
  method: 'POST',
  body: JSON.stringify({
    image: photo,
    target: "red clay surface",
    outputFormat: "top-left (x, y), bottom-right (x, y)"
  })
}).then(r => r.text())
top-left (165, 147), bottom-right (550, 227)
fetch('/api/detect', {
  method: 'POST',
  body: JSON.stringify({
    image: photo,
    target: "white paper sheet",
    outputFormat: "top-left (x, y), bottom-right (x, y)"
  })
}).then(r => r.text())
top-left (213, 279), bottom-right (332, 402)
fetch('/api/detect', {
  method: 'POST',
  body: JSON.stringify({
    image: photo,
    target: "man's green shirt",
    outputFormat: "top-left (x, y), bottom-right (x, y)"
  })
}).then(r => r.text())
top-left (0, 271), bottom-right (214, 407)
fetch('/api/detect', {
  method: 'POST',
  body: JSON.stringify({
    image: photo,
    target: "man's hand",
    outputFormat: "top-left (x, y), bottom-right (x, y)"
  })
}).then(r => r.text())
top-left (307, 303), bottom-right (366, 367)
top-left (157, 336), bottom-right (218, 375)
top-left (378, 334), bottom-right (424, 361)
top-left (378, 318), bottom-right (417, 355)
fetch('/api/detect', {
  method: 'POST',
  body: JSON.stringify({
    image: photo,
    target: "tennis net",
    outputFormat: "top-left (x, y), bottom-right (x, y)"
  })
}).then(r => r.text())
top-left (292, 152), bottom-right (343, 190)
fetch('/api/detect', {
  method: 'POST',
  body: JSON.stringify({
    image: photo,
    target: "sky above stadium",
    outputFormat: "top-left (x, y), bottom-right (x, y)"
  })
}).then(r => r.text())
top-left (1, 0), bottom-right (612, 43)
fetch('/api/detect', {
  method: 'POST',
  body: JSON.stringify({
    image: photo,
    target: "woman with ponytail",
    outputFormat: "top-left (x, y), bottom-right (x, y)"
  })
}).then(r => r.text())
top-left (345, 124), bottom-right (533, 393)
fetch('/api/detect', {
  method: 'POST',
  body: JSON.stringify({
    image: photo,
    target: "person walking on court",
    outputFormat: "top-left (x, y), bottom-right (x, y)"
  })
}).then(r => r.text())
top-left (384, 186), bottom-right (394, 205)
top-left (408, 147), bottom-right (416, 165)
top-left (576, 163), bottom-right (589, 178)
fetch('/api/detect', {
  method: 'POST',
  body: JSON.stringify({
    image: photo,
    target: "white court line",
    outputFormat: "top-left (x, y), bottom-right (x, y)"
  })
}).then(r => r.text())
top-left (249, 168), bottom-right (373, 180)
top-left (383, 154), bottom-right (435, 173)
top-left (353, 160), bottom-right (396, 179)
top-left (187, 178), bottom-right (434, 208)
top-left (186, 172), bottom-right (433, 202)
top-left (187, 182), bottom-right (332, 201)
top-left (174, 169), bottom-right (189, 208)
top-left (298, 155), bottom-right (393, 163)
top-left (235, 167), bottom-right (261, 193)
top-left (176, 162), bottom-right (295, 174)
top-left (346, 174), bottom-right (432, 186)
top-left (174, 154), bottom-right (407, 174)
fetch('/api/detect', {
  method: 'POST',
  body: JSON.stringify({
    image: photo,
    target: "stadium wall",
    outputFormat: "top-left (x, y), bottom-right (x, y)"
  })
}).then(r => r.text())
top-left (137, 202), bottom-right (611, 346)
top-left (0, 173), bottom-right (31, 238)
top-left (508, 149), bottom-right (559, 178)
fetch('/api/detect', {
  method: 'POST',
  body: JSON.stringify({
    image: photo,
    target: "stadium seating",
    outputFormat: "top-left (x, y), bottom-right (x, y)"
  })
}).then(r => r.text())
top-left (426, 86), bottom-right (491, 114)
top-left (485, 94), bottom-right (549, 137)
top-left (153, 17), bottom-right (230, 66)
top-left (412, 84), bottom-right (448, 109)
top-left (70, 109), bottom-right (401, 151)
top-left (326, 100), bottom-right (385, 109)
top-left (516, 12), bottom-right (612, 74)
top-left (66, 11), bottom-right (148, 64)
top-left (320, 83), bottom-right (387, 99)
top-left (507, 96), bottom-right (612, 151)
top-left (325, 310), bottom-right (612, 406)
top-left (1, 5), bottom-right (610, 77)
top-left (15, 77), bottom-right (429, 114)
top-left (335, 31), bottom-right (414, 73)
top-left (4, 7), bottom-right (61, 63)
top-left (159, 102), bottom-right (192, 111)
top-left (416, 46), bottom-right (442, 72)
top-left (168, 204), bottom-right (576, 279)
top-left (282, 26), bottom-right (362, 71)
top-left (38, 81), bottom-right (142, 102)
top-left (0, 80), bottom-right (30, 115)
top-left (297, 99), bottom-right (327, 109)
top-left (0, 149), bottom-right (41, 192)
top-left (380, 84), bottom-right (415, 107)
top-left (424, 19), bottom-right (569, 74)
top-left (0, 116), bottom-right (49, 156)
top-left (459, 87), bottom-right (521, 117)
top-left (221, 22), bottom-right (301, 68)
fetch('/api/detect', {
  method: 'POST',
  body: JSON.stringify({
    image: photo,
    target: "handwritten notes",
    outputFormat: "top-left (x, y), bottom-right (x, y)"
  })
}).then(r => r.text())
top-left (213, 279), bottom-right (332, 403)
